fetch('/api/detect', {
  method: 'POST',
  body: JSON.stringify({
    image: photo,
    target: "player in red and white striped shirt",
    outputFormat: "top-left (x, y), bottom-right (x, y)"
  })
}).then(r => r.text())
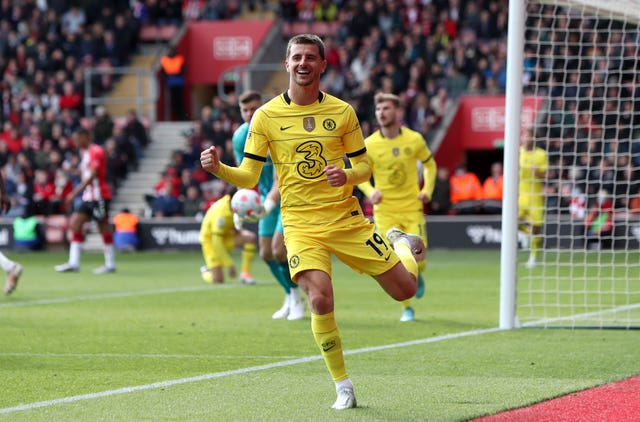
top-left (55, 128), bottom-right (116, 274)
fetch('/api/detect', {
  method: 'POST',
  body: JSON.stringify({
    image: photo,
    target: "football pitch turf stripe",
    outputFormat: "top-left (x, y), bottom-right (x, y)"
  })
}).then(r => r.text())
top-left (0, 326), bottom-right (502, 415)
top-left (0, 353), bottom-right (301, 359)
top-left (0, 285), bottom-right (232, 308)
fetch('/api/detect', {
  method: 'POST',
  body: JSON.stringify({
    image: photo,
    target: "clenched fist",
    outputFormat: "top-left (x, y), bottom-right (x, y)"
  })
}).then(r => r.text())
top-left (200, 146), bottom-right (220, 174)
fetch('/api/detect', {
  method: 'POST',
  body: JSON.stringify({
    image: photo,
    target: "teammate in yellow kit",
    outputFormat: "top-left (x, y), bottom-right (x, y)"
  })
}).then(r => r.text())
top-left (199, 185), bottom-right (258, 284)
top-left (519, 128), bottom-right (548, 268)
top-left (358, 92), bottom-right (436, 322)
top-left (200, 34), bottom-right (423, 410)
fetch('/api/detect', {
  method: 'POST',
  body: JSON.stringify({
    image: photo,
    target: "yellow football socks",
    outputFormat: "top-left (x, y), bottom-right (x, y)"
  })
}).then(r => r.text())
top-left (393, 242), bottom-right (418, 279)
top-left (241, 243), bottom-right (256, 274)
top-left (531, 234), bottom-right (542, 258)
top-left (311, 312), bottom-right (347, 382)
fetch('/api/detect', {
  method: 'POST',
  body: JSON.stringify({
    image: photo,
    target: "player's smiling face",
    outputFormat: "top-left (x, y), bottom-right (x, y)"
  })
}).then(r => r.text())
top-left (285, 43), bottom-right (326, 87)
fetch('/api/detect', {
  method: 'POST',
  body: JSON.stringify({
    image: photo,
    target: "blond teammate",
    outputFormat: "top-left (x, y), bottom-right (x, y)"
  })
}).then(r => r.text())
top-left (519, 128), bottom-right (548, 268)
top-left (200, 34), bottom-right (423, 410)
top-left (358, 93), bottom-right (436, 322)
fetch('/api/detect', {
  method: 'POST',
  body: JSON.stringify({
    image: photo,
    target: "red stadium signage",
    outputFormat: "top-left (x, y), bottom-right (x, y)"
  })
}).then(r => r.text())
top-left (435, 95), bottom-right (543, 171)
top-left (213, 36), bottom-right (253, 60)
top-left (185, 20), bottom-right (273, 84)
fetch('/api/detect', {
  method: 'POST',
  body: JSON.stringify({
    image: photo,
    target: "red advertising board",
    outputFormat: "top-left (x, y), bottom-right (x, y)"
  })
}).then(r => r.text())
top-left (435, 95), bottom-right (543, 172)
top-left (185, 20), bottom-right (273, 84)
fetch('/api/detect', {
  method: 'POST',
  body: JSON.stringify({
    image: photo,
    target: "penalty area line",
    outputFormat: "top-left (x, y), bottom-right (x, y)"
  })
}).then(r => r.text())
top-left (0, 326), bottom-right (501, 415)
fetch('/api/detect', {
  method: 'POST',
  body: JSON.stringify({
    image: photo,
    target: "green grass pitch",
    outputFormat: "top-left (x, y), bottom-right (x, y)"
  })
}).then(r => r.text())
top-left (1, 249), bottom-right (638, 421)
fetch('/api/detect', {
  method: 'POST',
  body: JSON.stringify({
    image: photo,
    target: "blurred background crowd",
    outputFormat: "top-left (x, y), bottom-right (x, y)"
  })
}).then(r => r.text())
top-left (0, 0), bottom-right (638, 225)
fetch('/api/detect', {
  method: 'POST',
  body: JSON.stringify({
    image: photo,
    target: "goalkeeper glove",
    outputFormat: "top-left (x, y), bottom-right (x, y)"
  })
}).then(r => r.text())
top-left (233, 213), bottom-right (244, 230)
top-left (233, 198), bottom-right (277, 230)
top-left (253, 197), bottom-right (277, 220)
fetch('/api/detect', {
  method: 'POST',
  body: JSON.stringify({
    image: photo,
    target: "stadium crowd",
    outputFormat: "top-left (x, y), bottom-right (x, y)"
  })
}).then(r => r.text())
top-left (158, 0), bottom-right (513, 218)
top-left (0, 1), bottom-right (145, 220)
top-left (1, 0), bottom-right (639, 228)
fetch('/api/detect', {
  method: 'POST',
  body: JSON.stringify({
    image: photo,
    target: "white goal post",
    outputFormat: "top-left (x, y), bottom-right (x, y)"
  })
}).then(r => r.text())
top-left (501, 0), bottom-right (640, 329)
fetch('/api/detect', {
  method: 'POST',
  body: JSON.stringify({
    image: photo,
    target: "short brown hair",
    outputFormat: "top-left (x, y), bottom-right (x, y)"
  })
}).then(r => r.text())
top-left (286, 34), bottom-right (325, 60)
top-left (239, 90), bottom-right (262, 104)
top-left (374, 92), bottom-right (400, 107)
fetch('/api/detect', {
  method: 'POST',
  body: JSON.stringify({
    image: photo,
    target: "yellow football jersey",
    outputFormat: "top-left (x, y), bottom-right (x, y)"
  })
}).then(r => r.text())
top-left (519, 146), bottom-right (548, 196)
top-left (244, 91), bottom-right (367, 228)
top-left (199, 194), bottom-right (233, 241)
top-left (364, 127), bottom-right (434, 214)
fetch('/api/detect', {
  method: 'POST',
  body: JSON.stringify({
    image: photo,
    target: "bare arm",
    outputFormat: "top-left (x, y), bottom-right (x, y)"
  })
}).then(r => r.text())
top-left (65, 167), bottom-right (98, 205)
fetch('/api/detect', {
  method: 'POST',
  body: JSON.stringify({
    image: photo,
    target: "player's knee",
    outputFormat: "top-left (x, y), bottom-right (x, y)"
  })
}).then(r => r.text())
top-left (273, 245), bottom-right (287, 262)
top-left (305, 292), bottom-right (333, 314)
top-left (259, 247), bottom-right (273, 261)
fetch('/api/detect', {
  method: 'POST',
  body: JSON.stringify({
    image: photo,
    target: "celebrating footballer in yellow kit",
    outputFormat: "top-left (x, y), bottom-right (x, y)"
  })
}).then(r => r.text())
top-left (358, 92), bottom-right (436, 322)
top-left (200, 34), bottom-right (424, 410)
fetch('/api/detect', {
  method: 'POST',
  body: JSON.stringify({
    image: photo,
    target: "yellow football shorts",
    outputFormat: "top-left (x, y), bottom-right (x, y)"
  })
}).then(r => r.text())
top-left (373, 211), bottom-right (428, 248)
top-left (284, 217), bottom-right (400, 281)
top-left (518, 194), bottom-right (545, 226)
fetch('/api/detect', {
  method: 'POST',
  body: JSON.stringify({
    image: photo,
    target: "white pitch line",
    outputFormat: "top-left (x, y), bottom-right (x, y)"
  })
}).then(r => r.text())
top-left (0, 326), bottom-right (502, 415)
top-left (0, 285), bottom-right (226, 309)
top-left (521, 303), bottom-right (640, 327)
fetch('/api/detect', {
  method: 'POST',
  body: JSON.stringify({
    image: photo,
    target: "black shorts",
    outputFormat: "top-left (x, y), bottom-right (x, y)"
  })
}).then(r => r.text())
top-left (76, 200), bottom-right (111, 222)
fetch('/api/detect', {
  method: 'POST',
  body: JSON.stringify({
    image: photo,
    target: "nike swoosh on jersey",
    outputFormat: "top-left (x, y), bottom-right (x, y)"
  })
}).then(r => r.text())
top-left (280, 125), bottom-right (293, 131)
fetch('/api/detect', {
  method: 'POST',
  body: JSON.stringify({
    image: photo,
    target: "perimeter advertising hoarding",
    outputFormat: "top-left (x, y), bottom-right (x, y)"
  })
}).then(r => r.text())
top-left (132, 218), bottom-right (639, 250)
top-left (0, 218), bottom-right (638, 250)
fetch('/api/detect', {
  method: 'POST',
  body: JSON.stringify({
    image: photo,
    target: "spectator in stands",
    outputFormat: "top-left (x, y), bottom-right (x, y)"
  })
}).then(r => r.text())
top-left (59, 81), bottom-right (83, 114)
top-left (93, 106), bottom-right (114, 145)
top-left (113, 208), bottom-right (139, 252)
top-left (124, 108), bottom-right (149, 157)
top-left (61, 6), bottom-right (86, 35)
top-left (585, 189), bottom-right (614, 250)
top-left (160, 48), bottom-right (186, 121)
top-left (32, 168), bottom-right (56, 215)
top-left (53, 168), bottom-right (74, 215)
top-left (182, 185), bottom-right (203, 218)
top-left (449, 163), bottom-right (483, 215)
top-left (482, 162), bottom-right (504, 215)
top-left (1, 122), bottom-right (23, 155)
top-left (104, 138), bottom-right (128, 192)
top-left (112, 123), bottom-right (137, 173)
top-left (13, 208), bottom-right (45, 252)
top-left (315, 0), bottom-right (337, 22)
top-left (430, 166), bottom-right (451, 215)
top-left (151, 181), bottom-right (182, 218)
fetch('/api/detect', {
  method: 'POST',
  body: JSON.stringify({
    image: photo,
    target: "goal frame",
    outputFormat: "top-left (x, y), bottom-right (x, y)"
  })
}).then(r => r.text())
top-left (499, 0), bottom-right (640, 329)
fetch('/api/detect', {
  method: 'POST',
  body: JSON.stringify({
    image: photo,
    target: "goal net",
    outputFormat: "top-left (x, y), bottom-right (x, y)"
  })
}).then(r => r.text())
top-left (516, 0), bottom-right (640, 328)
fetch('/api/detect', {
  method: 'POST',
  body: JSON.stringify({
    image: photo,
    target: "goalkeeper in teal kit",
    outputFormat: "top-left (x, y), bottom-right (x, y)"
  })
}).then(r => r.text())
top-left (232, 90), bottom-right (305, 320)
